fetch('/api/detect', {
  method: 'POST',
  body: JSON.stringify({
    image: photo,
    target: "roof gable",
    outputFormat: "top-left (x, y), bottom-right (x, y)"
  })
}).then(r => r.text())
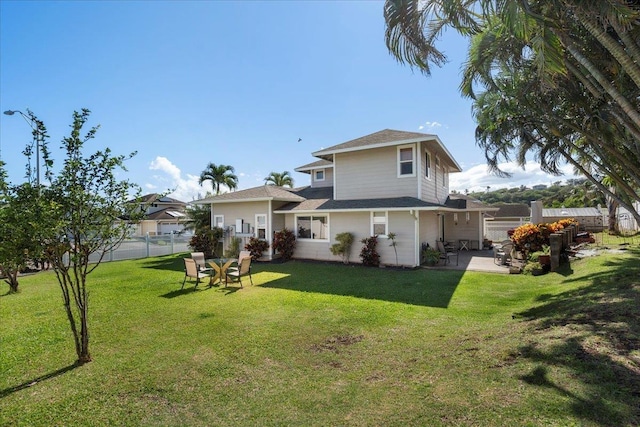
top-left (312, 129), bottom-right (461, 172)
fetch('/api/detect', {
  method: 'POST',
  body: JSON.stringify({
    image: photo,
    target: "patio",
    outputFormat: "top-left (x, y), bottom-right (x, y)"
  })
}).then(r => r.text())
top-left (423, 248), bottom-right (513, 274)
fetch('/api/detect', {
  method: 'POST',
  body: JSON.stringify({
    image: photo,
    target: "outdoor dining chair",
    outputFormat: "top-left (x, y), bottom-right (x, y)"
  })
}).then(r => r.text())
top-left (191, 252), bottom-right (214, 274)
top-left (182, 258), bottom-right (210, 289)
top-left (225, 257), bottom-right (253, 287)
top-left (437, 240), bottom-right (459, 266)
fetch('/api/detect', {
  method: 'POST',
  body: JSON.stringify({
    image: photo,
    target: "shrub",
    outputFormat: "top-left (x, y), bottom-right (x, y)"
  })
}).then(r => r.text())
top-left (330, 232), bottom-right (354, 264)
top-left (245, 237), bottom-right (269, 261)
top-left (224, 237), bottom-right (242, 258)
top-left (189, 227), bottom-right (223, 258)
top-left (273, 228), bottom-right (296, 261)
top-left (511, 218), bottom-right (578, 252)
top-left (359, 236), bottom-right (380, 267)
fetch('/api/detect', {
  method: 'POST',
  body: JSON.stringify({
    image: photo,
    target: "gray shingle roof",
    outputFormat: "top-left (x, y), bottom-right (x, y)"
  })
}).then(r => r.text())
top-left (194, 185), bottom-right (305, 204)
top-left (491, 203), bottom-right (531, 218)
top-left (295, 159), bottom-right (333, 172)
top-left (313, 129), bottom-right (437, 155)
top-left (445, 194), bottom-right (497, 211)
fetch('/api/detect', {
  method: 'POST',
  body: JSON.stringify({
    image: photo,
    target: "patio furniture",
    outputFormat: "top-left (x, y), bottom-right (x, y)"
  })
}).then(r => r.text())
top-left (493, 243), bottom-right (514, 265)
top-left (191, 252), bottom-right (214, 274)
top-left (459, 239), bottom-right (470, 251)
top-left (182, 258), bottom-right (210, 289)
top-left (208, 258), bottom-right (235, 286)
top-left (226, 257), bottom-right (253, 287)
top-left (437, 241), bottom-right (459, 265)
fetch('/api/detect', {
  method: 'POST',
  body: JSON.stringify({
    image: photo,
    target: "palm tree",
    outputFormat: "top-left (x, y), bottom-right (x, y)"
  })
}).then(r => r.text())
top-left (199, 163), bottom-right (238, 195)
top-left (384, 0), bottom-right (640, 209)
top-left (264, 171), bottom-right (294, 187)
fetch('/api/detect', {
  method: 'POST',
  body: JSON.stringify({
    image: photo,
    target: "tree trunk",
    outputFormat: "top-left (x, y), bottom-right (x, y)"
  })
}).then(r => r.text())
top-left (607, 195), bottom-right (620, 235)
top-left (4, 269), bottom-right (20, 293)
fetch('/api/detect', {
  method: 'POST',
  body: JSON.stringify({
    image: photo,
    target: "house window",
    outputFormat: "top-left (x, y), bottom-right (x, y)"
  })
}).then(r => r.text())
top-left (442, 166), bottom-right (448, 188)
top-left (371, 211), bottom-right (388, 236)
top-left (435, 156), bottom-right (440, 168)
top-left (296, 215), bottom-right (328, 240)
top-left (398, 145), bottom-right (415, 177)
top-left (314, 169), bottom-right (325, 181)
top-left (425, 151), bottom-right (431, 179)
top-left (255, 214), bottom-right (267, 239)
top-left (213, 215), bottom-right (224, 229)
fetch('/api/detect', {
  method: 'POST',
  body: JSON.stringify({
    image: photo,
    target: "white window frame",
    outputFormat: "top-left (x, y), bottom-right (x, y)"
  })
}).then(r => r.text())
top-left (255, 214), bottom-right (267, 240)
top-left (425, 151), bottom-right (432, 179)
top-left (397, 144), bottom-right (416, 177)
top-left (442, 165), bottom-right (448, 188)
top-left (295, 214), bottom-right (329, 241)
top-left (213, 214), bottom-right (224, 229)
top-left (314, 169), bottom-right (325, 182)
top-left (371, 211), bottom-right (388, 237)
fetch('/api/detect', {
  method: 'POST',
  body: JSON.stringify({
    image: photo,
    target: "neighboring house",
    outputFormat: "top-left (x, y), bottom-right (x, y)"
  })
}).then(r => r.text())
top-left (531, 201), bottom-right (605, 231)
top-left (131, 194), bottom-right (188, 236)
top-left (483, 203), bottom-right (531, 242)
top-left (196, 129), bottom-right (497, 267)
top-left (617, 201), bottom-right (640, 232)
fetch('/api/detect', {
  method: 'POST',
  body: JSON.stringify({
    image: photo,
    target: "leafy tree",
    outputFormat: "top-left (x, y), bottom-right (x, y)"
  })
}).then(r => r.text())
top-left (199, 163), bottom-right (238, 195)
top-left (0, 112), bottom-right (58, 293)
top-left (0, 182), bottom-right (59, 293)
top-left (264, 171), bottom-right (294, 187)
top-left (183, 204), bottom-right (211, 233)
top-left (44, 109), bottom-right (143, 365)
top-left (383, 0), bottom-right (640, 223)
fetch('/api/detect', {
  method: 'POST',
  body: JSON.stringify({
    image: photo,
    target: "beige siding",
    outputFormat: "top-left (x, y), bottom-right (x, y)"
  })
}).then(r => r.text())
top-left (442, 211), bottom-right (482, 249)
top-left (419, 211), bottom-right (440, 250)
top-left (335, 146), bottom-right (419, 200)
top-left (381, 211), bottom-right (418, 266)
top-left (285, 210), bottom-right (419, 266)
top-left (311, 167), bottom-right (334, 188)
top-left (420, 147), bottom-right (438, 203)
top-left (212, 201), bottom-right (270, 232)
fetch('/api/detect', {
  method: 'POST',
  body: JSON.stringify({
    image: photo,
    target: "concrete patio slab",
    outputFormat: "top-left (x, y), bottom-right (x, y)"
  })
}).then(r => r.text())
top-left (422, 249), bottom-right (513, 274)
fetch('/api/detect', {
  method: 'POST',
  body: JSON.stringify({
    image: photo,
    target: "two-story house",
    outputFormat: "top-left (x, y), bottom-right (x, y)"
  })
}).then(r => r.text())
top-left (196, 129), bottom-right (496, 267)
top-left (131, 193), bottom-right (188, 236)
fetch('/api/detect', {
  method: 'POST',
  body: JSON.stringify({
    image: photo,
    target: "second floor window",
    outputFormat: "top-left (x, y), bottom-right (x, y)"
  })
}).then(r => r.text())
top-left (315, 169), bottom-right (325, 181)
top-left (398, 145), bottom-right (415, 177)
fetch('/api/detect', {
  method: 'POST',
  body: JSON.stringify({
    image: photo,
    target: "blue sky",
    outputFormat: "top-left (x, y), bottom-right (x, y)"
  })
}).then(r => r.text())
top-left (0, 1), bottom-right (577, 202)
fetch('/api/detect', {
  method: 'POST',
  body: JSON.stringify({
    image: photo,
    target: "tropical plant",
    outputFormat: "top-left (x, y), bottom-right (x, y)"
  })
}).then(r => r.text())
top-left (387, 232), bottom-right (399, 266)
top-left (245, 237), bottom-right (269, 261)
top-left (359, 236), bottom-right (380, 267)
top-left (183, 204), bottom-right (211, 233)
top-left (224, 237), bottom-right (242, 259)
top-left (189, 227), bottom-right (224, 258)
top-left (422, 246), bottom-right (440, 266)
top-left (383, 0), bottom-right (640, 225)
top-left (199, 163), bottom-right (238, 195)
top-left (330, 232), bottom-right (354, 264)
top-left (264, 171), bottom-right (294, 188)
top-left (273, 228), bottom-right (296, 261)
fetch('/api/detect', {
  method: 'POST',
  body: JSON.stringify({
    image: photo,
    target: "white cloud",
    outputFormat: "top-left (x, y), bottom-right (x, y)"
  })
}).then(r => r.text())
top-left (450, 160), bottom-right (580, 193)
top-left (148, 156), bottom-right (204, 202)
top-left (419, 121), bottom-right (443, 130)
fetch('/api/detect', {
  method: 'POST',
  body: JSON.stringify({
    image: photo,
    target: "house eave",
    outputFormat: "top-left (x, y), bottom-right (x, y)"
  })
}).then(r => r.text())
top-left (312, 135), bottom-right (462, 173)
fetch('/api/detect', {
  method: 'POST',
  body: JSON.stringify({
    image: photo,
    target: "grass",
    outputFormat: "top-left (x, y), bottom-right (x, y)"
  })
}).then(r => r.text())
top-left (1, 245), bottom-right (639, 426)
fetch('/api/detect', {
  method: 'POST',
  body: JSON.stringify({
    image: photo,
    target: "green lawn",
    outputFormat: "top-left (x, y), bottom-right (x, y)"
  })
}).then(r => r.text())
top-left (1, 248), bottom-right (639, 426)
